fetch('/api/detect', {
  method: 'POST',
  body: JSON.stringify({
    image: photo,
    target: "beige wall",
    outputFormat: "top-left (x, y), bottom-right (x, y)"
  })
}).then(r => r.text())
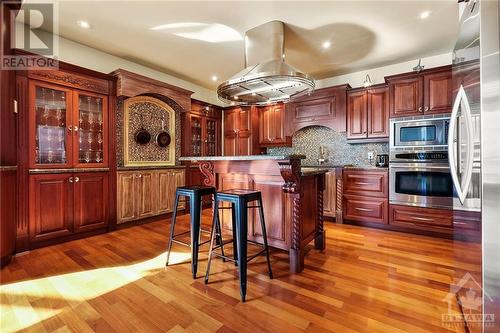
top-left (316, 52), bottom-right (452, 89)
top-left (15, 22), bottom-right (221, 105)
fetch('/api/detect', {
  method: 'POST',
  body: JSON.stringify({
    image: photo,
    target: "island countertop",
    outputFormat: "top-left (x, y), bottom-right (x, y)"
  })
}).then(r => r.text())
top-left (179, 154), bottom-right (306, 161)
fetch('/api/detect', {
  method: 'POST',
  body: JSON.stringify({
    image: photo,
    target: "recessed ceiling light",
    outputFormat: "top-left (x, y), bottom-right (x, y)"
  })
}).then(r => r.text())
top-left (211, 75), bottom-right (218, 82)
top-left (322, 41), bottom-right (331, 49)
top-left (233, 96), bottom-right (239, 100)
top-left (77, 20), bottom-right (91, 29)
top-left (419, 11), bottom-right (431, 19)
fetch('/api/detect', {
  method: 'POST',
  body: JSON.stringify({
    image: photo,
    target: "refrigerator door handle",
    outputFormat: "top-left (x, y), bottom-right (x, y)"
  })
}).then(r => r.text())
top-left (448, 85), bottom-right (474, 204)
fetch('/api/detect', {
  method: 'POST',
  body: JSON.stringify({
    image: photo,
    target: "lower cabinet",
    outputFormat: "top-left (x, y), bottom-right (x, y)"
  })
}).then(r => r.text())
top-left (117, 169), bottom-right (185, 224)
top-left (389, 204), bottom-right (453, 234)
top-left (342, 168), bottom-right (389, 224)
top-left (29, 172), bottom-right (109, 243)
top-left (323, 170), bottom-right (337, 218)
top-left (344, 194), bottom-right (388, 224)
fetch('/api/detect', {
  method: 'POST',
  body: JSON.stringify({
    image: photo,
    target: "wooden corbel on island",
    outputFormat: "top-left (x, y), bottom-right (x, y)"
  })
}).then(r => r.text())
top-left (180, 155), bottom-right (326, 273)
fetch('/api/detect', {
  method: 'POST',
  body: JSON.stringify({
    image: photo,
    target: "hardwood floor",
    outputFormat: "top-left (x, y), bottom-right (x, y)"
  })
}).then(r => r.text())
top-left (1, 211), bottom-right (478, 333)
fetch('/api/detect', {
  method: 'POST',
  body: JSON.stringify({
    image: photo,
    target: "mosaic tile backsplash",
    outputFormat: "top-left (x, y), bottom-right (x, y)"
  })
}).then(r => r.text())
top-left (267, 126), bottom-right (389, 167)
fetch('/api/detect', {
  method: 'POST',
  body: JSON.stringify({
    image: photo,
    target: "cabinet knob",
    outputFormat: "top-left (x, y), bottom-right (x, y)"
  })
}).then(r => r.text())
top-left (424, 106), bottom-right (429, 112)
top-left (418, 106), bottom-right (423, 112)
top-left (67, 127), bottom-right (73, 132)
top-left (74, 176), bottom-right (80, 183)
top-left (73, 126), bottom-right (79, 132)
top-left (137, 174), bottom-right (142, 178)
top-left (68, 177), bottom-right (73, 183)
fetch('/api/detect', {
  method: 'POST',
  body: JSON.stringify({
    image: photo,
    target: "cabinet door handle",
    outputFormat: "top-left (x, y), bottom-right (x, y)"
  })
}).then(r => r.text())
top-left (68, 177), bottom-right (73, 183)
top-left (67, 126), bottom-right (73, 132)
top-left (411, 216), bottom-right (433, 222)
top-left (355, 207), bottom-right (372, 212)
top-left (137, 174), bottom-right (142, 178)
top-left (424, 106), bottom-right (429, 112)
top-left (13, 100), bottom-right (18, 114)
top-left (418, 106), bottom-right (423, 112)
top-left (73, 126), bottom-right (79, 132)
top-left (355, 182), bottom-right (370, 185)
top-left (74, 176), bottom-right (80, 183)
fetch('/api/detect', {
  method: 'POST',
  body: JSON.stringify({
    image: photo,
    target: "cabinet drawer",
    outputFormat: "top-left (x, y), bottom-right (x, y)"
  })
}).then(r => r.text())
top-left (343, 169), bottom-right (388, 198)
top-left (389, 204), bottom-right (453, 228)
top-left (343, 195), bottom-right (388, 224)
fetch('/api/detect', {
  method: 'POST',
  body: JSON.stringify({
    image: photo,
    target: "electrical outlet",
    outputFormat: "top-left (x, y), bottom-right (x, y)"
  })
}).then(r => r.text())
top-left (367, 152), bottom-right (374, 160)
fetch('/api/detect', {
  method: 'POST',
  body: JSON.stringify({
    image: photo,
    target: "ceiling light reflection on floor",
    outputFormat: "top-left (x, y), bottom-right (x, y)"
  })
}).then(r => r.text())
top-left (0, 251), bottom-right (191, 333)
top-left (150, 22), bottom-right (242, 43)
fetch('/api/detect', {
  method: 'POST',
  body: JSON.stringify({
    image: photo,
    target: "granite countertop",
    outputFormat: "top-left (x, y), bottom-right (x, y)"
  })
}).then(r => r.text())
top-left (179, 154), bottom-right (306, 161)
top-left (117, 165), bottom-right (186, 171)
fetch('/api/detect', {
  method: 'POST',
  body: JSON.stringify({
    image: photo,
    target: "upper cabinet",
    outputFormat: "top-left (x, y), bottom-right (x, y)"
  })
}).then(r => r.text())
top-left (223, 106), bottom-right (261, 156)
top-left (29, 80), bottom-right (109, 169)
top-left (347, 85), bottom-right (389, 141)
top-left (286, 85), bottom-right (350, 133)
top-left (182, 100), bottom-right (221, 157)
top-left (387, 65), bottom-right (452, 118)
top-left (258, 103), bottom-right (291, 147)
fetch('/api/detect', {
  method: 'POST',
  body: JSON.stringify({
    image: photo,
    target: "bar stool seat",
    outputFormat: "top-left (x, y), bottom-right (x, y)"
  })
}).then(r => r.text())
top-left (205, 189), bottom-right (273, 302)
top-left (165, 185), bottom-right (217, 279)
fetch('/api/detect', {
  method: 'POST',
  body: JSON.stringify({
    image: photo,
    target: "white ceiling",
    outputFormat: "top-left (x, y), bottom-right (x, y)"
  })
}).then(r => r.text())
top-left (30, 0), bottom-right (459, 89)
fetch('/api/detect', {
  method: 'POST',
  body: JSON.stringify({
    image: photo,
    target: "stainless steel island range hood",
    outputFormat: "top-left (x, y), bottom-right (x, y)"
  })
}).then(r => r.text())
top-left (217, 21), bottom-right (315, 105)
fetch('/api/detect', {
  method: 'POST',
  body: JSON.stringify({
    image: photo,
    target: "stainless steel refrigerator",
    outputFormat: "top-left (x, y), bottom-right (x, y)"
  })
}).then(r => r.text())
top-left (449, 0), bottom-right (500, 331)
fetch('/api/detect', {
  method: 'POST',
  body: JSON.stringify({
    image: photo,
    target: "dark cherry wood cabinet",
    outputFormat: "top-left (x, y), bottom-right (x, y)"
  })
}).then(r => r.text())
top-left (16, 52), bottom-right (116, 251)
top-left (29, 174), bottom-right (73, 243)
top-left (387, 65), bottom-right (452, 118)
top-left (347, 90), bottom-right (368, 139)
top-left (389, 204), bottom-right (453, 235)
top-left (182, 100), bottom-right (221, 157)
top-left (347, 84), bottom-right (390, 141)
top-left (29, 172), bottom-right (108, 243)
top-left (287, 85), bottom-right (350, 133)
top-left (223, 105), bottom-right (261, 156)
top-left (258, 103), bottom-right (290, 146)
top-left (342, 168), bottom-right (389, 224)
top-left (72, 172), bottom-right (109, 233)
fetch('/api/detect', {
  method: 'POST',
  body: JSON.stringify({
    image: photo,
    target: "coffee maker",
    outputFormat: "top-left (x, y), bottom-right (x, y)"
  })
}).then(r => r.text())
top-left (375, 154), bottom-right (389, 167)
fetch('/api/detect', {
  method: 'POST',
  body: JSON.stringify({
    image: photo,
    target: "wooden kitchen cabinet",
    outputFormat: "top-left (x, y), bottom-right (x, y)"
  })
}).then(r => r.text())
top-left (29, 174), bottom-right (74, 242)
top-left (223, 106), bottom-right (261, 156)
top-left (28, 81), bottom-right (109, 169)
top-left (323, 169), bottom-right (337, 218)
top-left (287, 85), bottom-right (350, 133)
top-left (387, 65), bottom-right (452, 118)
top-left (73, 173), bottom-right (109, 233)
top-left (389, 204), bottom-right (453, 234)
top-left (29, 172), bottom-right (109, 243)
top-left (258, 103), bottom-right (291, 146)
top-left (347, 90), bottom-right (368, 139)
top-left (117, 169), bottom-right (185, 223)
top-left (367, 86), bottom-right (390, 138)
top-left (136, 171), bottom-right (156, 219)
top-left (182, 100), bottom-right (221, 157)
top-left (157, 169), bottom-right (185, 214)
top-left (342, 168), bottom-right (389, 224)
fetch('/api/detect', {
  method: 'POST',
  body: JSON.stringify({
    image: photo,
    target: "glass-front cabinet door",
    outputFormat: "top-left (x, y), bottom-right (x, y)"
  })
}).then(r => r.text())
top-left (205, 118), bottom-right (218, 156)
top-left (74, 91), bottom-right (108, 167)
top-left (190, 115), bottom-right (202, 156)
top-left (29, 81), bottom-right (73, 168)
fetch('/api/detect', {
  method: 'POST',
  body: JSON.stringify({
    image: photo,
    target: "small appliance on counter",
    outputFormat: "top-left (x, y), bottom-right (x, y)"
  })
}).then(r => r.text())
top-left (375, 154), bottom-right (389, 167)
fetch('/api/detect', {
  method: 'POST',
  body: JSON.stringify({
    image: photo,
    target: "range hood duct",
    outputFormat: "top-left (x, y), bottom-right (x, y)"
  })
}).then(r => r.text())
top-left (217, 21), bottom-right (315, 105)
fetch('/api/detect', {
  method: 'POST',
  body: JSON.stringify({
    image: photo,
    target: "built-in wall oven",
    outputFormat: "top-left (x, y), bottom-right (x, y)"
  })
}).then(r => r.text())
top-left (389, 115), bottom-right (453, 209)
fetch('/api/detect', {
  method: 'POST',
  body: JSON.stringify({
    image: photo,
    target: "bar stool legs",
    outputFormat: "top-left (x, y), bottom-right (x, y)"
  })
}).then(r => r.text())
top-left (257, 193), bottom-right (273, 279)
top-left (190, 195), bottom-right (201, 279)
top-left (205, 191), bottom-right (273, 302)
top-left (165, 192), bottom-right (180, 267)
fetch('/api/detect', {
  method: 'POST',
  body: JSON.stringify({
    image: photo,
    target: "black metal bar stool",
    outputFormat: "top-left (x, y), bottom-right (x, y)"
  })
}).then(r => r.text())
top-left (204, 189), bottom-right (273, 302)
top-left (165, 185), bottom-right (218, 279)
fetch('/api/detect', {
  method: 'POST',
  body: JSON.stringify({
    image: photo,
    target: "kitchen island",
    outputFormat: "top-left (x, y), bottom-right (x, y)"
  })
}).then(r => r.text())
top-left (179, 155), bottom-right (326, 273)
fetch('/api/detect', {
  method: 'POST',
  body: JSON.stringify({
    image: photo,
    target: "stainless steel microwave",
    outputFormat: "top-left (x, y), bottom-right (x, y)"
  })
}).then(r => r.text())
top-left (390, 115), bottom-right (450, 149)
